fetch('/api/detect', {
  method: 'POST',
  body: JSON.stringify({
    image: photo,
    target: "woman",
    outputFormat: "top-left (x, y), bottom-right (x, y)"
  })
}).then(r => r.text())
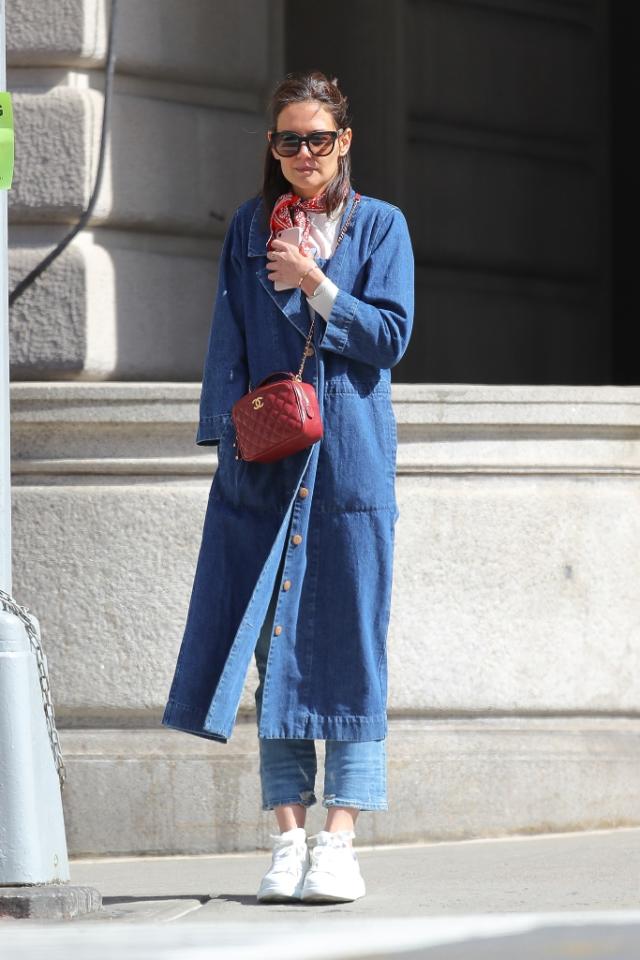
top-left (161, 70), bottom-right (414, 904)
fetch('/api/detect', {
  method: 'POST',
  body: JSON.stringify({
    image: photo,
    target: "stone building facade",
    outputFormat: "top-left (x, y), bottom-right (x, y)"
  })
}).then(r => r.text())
top-left (5, 0), bottom-right (639, 854)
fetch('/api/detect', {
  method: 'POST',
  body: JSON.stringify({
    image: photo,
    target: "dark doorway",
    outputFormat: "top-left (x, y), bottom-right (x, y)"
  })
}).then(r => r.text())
top-left (286, 0), bottom-right (614, 386)
top-left (610, 2), bottom-right (638, 385)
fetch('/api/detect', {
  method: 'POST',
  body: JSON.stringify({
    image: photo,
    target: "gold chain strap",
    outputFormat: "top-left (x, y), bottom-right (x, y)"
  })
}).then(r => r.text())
top-left (295, 193), bottom-right (361, 381)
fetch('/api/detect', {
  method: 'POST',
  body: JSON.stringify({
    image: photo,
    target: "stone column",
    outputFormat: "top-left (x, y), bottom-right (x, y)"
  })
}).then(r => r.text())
top-left (7, 0), bottom-right (282, 379)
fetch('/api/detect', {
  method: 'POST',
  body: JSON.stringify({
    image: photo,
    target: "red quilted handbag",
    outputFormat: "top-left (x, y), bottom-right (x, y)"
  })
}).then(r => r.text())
top-left (231, 367), bottom-right (323, 463)
top-left (229, 192), bottom-right (361, 464)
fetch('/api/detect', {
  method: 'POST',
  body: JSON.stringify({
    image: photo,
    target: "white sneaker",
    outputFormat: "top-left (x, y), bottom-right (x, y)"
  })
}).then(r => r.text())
top-left (257, 827), bottom-right (310, 902)
top-left (301, 829), bottom-right (366, 902)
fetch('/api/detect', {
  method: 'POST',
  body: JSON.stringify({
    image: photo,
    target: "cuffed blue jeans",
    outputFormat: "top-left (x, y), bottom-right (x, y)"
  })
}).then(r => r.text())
top-left (254, 559), bottom-right (388, 813)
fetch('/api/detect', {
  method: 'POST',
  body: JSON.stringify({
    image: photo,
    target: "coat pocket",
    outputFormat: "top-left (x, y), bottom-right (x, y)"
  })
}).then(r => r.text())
top-left (316, 392), bottom-right (397, 513)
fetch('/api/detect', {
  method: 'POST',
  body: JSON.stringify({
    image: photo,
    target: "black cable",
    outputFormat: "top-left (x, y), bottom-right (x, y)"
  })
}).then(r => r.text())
top-left (9, 0), bottom-right (119, 306)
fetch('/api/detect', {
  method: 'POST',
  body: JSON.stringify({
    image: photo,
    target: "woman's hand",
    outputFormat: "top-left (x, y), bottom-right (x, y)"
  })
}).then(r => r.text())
top-left (266, 238), bottom-right (323, 290)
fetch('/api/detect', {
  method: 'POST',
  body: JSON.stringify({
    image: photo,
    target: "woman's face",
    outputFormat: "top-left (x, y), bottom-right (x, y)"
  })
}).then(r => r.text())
top-left (268, 101), bottom-right (352, 200)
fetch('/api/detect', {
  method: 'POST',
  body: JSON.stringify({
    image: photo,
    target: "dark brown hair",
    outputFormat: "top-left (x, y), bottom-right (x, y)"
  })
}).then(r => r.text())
top-left (261, 70), bottom-right (353, 225)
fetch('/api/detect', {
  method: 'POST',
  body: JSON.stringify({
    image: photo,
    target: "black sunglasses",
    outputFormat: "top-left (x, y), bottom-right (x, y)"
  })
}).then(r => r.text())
top-left (270, 129), bottom-right (344, 158)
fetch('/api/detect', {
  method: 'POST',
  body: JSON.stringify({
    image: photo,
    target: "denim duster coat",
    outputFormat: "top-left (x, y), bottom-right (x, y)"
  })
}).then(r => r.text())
top-left (162, 186), bottom-right (414, 743)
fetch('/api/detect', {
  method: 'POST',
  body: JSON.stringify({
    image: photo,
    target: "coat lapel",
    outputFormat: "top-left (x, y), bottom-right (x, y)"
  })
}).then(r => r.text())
top-left (248, 188), bottom-right (357, 341)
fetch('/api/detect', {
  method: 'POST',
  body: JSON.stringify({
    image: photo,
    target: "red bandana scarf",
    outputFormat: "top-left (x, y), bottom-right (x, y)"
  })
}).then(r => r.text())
top-left (268, 190), bottom-right (332, 257)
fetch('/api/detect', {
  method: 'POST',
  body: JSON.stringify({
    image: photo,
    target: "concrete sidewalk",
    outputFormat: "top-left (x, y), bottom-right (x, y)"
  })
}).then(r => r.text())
top-left (2, 828), bottom-right (639, 958)
top-left (67, 825), bottom-right (640, 920)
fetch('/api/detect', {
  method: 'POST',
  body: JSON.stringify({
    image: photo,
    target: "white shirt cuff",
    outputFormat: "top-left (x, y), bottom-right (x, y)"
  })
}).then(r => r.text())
top-left (305, 276), bottom-right (339, 321)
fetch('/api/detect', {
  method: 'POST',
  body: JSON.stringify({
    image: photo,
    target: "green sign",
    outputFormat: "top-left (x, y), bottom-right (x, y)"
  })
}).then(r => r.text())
top-left (0, 92), bottom-right (15, 190)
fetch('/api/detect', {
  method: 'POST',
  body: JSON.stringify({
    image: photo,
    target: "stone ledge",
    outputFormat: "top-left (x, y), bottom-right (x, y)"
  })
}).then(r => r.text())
top-left (12, 380), bottom-right (640, 420)
top-left (10, 382), bottom-right (640, 475)
top-left (58, 718), bottom-right (640, 855)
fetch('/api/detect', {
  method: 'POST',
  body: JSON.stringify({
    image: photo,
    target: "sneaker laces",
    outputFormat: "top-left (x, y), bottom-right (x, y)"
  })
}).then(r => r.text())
top-left (307, 829), bottom-right (357, 873)
top-left (268, 830), bottom-right (307, 876)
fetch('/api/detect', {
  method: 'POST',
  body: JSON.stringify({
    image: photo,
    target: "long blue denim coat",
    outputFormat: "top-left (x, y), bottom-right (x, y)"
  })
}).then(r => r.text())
top-left (161, 186), bottom-right (414, 743)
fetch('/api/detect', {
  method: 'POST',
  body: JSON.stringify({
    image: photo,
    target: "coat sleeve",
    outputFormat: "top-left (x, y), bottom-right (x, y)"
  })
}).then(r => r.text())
top-left (196, 210), bottom-right (250, 446)
top-left (317, 206), bottom-right (414, 369)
